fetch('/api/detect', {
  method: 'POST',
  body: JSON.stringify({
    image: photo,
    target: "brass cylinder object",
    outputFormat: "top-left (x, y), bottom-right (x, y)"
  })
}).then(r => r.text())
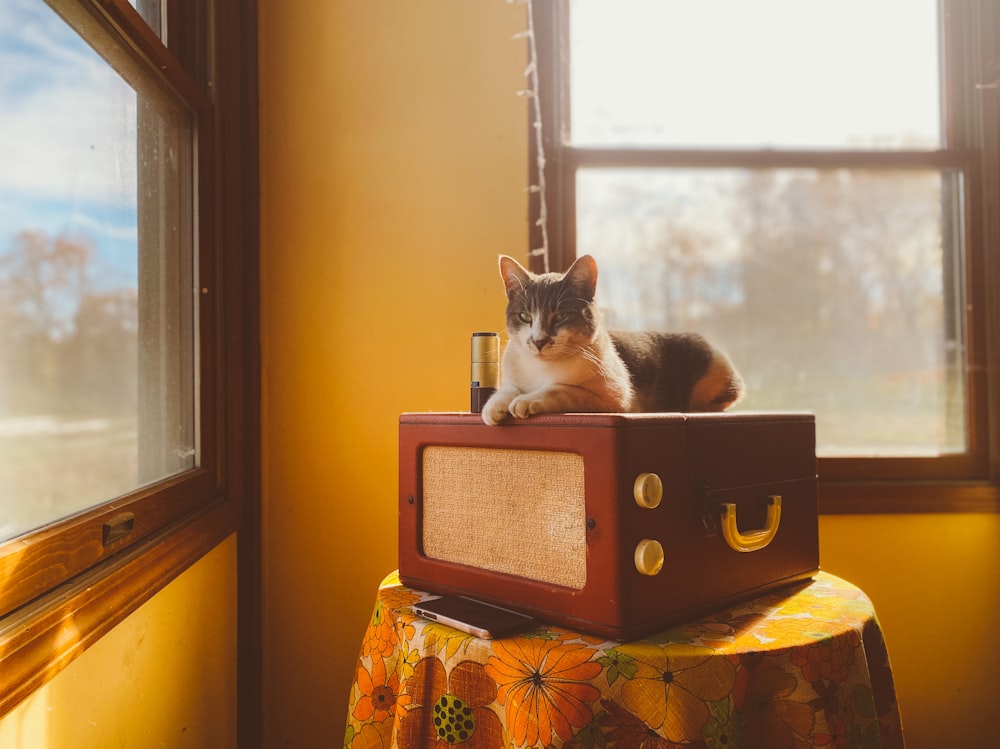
top-left (470, 332), bottom-right (500, 413)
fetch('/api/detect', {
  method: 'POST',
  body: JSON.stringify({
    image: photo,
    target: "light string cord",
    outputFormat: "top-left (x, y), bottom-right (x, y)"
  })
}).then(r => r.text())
top-left (512, 0), bottom-right (549, 272)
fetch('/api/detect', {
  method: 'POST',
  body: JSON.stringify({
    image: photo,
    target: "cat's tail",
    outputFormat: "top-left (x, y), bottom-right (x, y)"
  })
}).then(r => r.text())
top-left (689, 351), bottom-right (745, 411)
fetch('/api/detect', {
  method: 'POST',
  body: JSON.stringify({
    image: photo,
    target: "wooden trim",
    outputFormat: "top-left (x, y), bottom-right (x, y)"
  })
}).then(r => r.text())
top-left (49, 0), bottom-right (211, 114)
top-left (0, 469), bottom-right (215, 618)
top-left (975, 2), bottom-right (1000, 482)
top-left (209, 0), bottom-right (262, 744)
top-left (819, 480), bottom-right (1000, 514)
top-left (817, 453), bottom-right (988, 482)
top-left (0, 501), bottom-right (238, 720)
top-left (567, 147), bottom-right (976, 171)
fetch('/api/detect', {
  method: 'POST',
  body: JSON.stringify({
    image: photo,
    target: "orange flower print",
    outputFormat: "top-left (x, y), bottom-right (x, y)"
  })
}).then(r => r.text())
top-left (399, 657), bottom-right (503, 749)
top-left (770, 579), bottom-right (870, 622)
top-left (700, 694), bottom-right (744, 749)
top-left (361, 599), bottom-right (399, 659)
top-left (552, 628), bottom-right (609, 647)
top-left (380, 583), bottom-right (422, 611)
top-left (600, 699), bottom-right (701, 749)
top-left (758, 613), bottom-right (842, 649)
top-left (735, 654), bottom-right (815, 747)
top-left (671, 612), bottom-right (764, 651)
top-left (861, 618), bottom-right (904, 747)
top-left (348, 720), bottom-right (393, 749)
top-left (789, 630), bottom-right (859, 684)
top-left (398, 638), bottom-right (422, 683)
top-left (807, 678), bottom-right (853, 749)
top-left (486, 638), bottom-right (602, 747)
top-left (617, 644), bottom-right (735, 744)
top-left (353, 655), bottom-right (408, 725)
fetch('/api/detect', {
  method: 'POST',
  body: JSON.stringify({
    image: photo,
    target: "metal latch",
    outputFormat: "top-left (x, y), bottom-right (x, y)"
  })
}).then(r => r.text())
top-left (102, 512), bottom-right (135, 546)
top-left (695, 480), bottom-right (719, 536)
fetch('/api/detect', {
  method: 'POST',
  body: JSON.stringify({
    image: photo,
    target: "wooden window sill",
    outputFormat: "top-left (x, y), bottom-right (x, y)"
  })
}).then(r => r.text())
top-left (0, 499), bottom-right (238, 720)
top-left (819, 480), bottom-right (1000, 514)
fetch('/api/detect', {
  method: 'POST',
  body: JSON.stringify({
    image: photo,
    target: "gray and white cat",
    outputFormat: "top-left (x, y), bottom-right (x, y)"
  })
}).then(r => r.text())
top-left (481, 254), bottom-right (745, 425)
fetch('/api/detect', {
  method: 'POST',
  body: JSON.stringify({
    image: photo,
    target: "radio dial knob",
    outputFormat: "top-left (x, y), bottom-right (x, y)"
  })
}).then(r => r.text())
top-left (633, 472), bottom-right (663, 509)
top-left (634, 539), bottom-right (664, 576)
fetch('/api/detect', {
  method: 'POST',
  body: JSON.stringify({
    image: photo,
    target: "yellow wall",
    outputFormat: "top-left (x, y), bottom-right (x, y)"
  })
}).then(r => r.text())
top-left (258, 1), bottom-right (529, 745)
top-left (819, 512), bottom-right (1000, 749)
top-left (258, 2), bottom-right (998, 748)
top-left (0, 534), bottom-right (237, 748)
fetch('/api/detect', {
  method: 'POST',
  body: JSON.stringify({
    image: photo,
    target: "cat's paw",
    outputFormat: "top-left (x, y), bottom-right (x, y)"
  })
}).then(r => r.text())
top-left (508, 394), bottom-right (543, 420)
top-left (481, 394), bottom-right (512, 425)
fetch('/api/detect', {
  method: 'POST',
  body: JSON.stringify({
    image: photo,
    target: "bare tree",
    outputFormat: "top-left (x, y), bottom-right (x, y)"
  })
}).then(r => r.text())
top-left (0, 230), bottom-right (137, 418)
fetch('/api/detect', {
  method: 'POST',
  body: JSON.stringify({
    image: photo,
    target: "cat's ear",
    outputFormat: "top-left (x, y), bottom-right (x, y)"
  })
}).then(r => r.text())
top-left (564, 254), bottom-right (598, 300)
top-left (499, 255), bottom-right (530, 297)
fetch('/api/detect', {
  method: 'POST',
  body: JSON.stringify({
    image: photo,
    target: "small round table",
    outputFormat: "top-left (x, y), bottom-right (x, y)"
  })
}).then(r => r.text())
top-left (345, 570), bottom-right (903, 749)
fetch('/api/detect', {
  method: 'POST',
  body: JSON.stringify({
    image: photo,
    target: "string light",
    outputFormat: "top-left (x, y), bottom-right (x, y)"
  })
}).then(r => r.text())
top-left (511, 0), bottom-right (549, 272)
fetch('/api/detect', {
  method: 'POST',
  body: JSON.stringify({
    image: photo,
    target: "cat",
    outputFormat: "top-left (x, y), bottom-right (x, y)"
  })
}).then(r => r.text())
top-left (481, 254), bottom-right (745, 425)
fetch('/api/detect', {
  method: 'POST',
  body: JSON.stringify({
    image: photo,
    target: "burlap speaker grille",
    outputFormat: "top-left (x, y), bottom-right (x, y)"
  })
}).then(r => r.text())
top-left (421, 446), bottom-right (587, 589)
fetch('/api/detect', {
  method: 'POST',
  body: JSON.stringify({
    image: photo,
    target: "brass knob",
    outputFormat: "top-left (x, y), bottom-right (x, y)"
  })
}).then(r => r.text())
top-left (634, 539), bottom-right (664, 576)
top-left (633, 473), bottom-right (663, 509)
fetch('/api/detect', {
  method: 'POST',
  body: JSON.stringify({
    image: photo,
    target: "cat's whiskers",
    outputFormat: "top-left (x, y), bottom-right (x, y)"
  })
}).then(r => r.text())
top-left (568, 341), bottom-right (616, 375)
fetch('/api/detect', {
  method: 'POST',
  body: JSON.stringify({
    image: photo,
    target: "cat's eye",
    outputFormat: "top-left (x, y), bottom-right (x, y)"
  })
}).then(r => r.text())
top-left (551, 312), bottom-right (568, 326)
top-left (518, 311), bottom-right (533, 324)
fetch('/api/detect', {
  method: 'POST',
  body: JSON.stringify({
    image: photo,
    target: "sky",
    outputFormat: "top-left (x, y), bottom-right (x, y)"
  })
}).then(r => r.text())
top-left (0, 0), bottom-right (139, 289)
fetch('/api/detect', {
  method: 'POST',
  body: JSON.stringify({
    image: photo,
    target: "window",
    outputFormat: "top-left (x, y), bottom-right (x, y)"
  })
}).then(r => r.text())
top-left (531, 0), bottom-right (1000, 510)
top-left (0, 0), bottom-right (257, 719)
top-left (0, 0), bottom-right (197, 547)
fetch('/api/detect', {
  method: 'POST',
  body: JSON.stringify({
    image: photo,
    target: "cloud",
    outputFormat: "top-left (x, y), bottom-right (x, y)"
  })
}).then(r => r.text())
top-left (0, 0), bottom-right (138, 204)
top-left (0, 0), bottom-right (142, 287)
top-left (69, 210), bottom-right (138, 243)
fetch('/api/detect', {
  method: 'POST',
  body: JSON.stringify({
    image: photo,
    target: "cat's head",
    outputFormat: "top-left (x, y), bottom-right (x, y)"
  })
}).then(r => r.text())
top-left (497, 254), bottom-right (601, 359)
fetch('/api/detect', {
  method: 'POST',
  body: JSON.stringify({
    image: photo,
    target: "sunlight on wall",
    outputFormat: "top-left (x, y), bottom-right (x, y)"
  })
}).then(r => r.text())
top-left (1, 689), bottom-right (49, 749)
top-left (820, 513), bottom-right (1000, 749)
top-left (259, 2), bottom-right (529, 746)
top-left (0, 535), bottom-right (237, 749)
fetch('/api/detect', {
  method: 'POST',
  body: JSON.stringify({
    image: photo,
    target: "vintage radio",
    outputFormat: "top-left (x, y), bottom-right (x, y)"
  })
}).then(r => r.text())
top-left (398, 411), bottom-right (818, 640)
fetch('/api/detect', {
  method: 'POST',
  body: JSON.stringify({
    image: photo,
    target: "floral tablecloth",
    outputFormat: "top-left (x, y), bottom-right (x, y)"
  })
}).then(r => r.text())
top-left (345, 571), bottom-right (903, 749)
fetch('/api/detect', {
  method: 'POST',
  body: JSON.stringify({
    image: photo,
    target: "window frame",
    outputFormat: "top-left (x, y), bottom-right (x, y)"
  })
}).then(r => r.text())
top-left (0, 0), bottom-right (258, 722)
top-left (530, 0), bottom-right (1000, 512)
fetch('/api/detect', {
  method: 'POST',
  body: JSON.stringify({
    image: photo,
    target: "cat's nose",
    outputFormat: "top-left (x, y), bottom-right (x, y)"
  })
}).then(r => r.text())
top-left (531, 337), bottom-right (551, 352)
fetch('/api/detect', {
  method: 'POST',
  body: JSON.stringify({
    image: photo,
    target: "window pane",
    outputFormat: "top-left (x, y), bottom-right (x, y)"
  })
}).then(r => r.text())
top-left (130, 0), bottom-right (163, 38)
top-left (569, 0), bottom-right (940, 149)
top-left (577, 167), bottom-right (966, 456)
top-left (0, 0), bottom-right (195, 542)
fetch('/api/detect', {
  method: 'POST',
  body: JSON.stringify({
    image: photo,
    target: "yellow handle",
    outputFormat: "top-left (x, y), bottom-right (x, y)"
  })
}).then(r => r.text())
top-left (720, 495), bottom-right (781, 552)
